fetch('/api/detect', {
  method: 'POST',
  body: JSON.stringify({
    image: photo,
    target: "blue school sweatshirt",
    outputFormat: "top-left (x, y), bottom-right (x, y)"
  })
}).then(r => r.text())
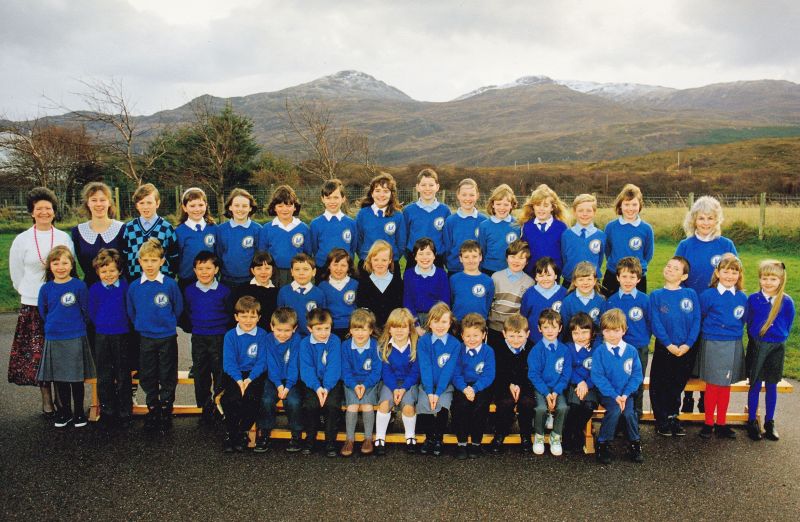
top-left (381, 344), bottom-right (420, 390)
top-left (341, 338), bottom-right (383, 389)
top-left (309, 212), bottom-right (357, 267)
top-left (355, 206), bottom-right (407, 261)
top-left (277, 284), bottom-right (327, 334)
top-left (569, 344), bottom-right (595, 389)
top-left (527, 339), bottom-right (572, 395)
top-left (605, 290), bottom-right (652, 348)
top-left (299, 334), bottom-right (342, 391)
top-left (521, 219), bottom-right (568, 274)
top-left (403, 200), bottom-right (451, 255)
top-left (126, 274), bottom-right (183, 339)
top-left (674, 235), bottom-right (738, 295)
top-left (559, 291), bottom-right (605, 332)
top-left (649, 287), bottom-right (701, 347)
top-left (417, 333), bottom-right (461, 396)
top-left (265, 332), bottom-right (301, 389)
top-left (603, 217), bottom-right (655, 275)
top-left (175, 222), bottom-right (218, 281)
top-left (222, 326), bottom-right (268, 382)
top-left (258, 218), bottom-right (312, 269)
top-left (700, 286), bottom-right (748, 341)
top-left (560, 225), bottom-right (606, 281)
top-left (88, 279), bottom-right (130, 335)
top-left (591, 342), bottom-right (643, 398)
top-left (520, 284), bottom-right (568, 343)
top-left (477, 217), bottom-right (520, 273)
top-left (403, 266), bottom-right (451, 319)
top-left (443, 209), bottom-right (488, 272)
top-left (183, 281), bottom-right (231, 335)
top-left (38, 278), bottom-right (89, 340)
top-left (450, 271), bottom-right (494, 320)
top-left (318, 278), bottom-right (359, 330)
top-left (453, 343), bottom-right (496, 393)
top-left (215, 220), bottom-right (261, 284)
top-left (746, 292), bottom-right (796, 343)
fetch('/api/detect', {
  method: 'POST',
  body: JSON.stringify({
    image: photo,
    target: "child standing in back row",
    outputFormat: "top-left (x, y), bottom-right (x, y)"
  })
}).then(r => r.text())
top-left (216, 188), bottom-right (261, 290)
top-left (356, 173), bottom-right (406, 269)
top-left (477, 184), bottom-right (520, 275)
top-left (122, 183), bottom-right (178, 281)
top-left (403, 168), bottom-right (451, 268)
top-left (519, 184), bottom-right (568, 277)
top-left (310, 179), bottom-right (357, 270)
top-left (443, 178), bottom-right (487, 275)
top-left (561, 194), bottom-right (605, 289)
top-left (259, 185), bottom-right (311, 288)
top-left (602, 184), bottom-right (654, 296)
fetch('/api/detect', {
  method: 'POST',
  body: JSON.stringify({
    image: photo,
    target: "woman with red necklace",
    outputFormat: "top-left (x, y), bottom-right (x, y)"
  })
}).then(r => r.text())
top-left (8, 187), bottom-right (74, 417)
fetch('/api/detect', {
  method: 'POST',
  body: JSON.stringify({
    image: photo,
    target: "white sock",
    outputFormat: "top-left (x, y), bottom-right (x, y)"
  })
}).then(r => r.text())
top-left (376, 411), bottom-right (391, 440)
top-left (402, 414), bottom-right (417, 439)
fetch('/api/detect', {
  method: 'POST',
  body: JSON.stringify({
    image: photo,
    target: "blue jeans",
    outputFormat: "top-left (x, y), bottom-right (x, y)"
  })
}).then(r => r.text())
top-left (259, 381), bottom-right (303, 433)
top-left (598, 395), bottom-right (640, 443)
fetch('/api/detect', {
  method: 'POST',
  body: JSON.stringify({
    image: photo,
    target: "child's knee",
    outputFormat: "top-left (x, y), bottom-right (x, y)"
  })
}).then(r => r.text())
top-left (402, 405), bottom-right (415, 416)
top-left (378, 401), bottom-right (391, 414)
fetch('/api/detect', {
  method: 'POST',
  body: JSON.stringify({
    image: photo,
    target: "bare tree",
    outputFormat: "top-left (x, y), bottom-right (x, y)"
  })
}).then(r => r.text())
top-left (283, 97), bottom-right (377, 181)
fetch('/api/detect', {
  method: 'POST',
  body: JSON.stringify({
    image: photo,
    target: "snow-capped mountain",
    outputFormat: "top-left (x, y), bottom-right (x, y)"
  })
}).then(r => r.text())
top-left (282, 70), bottom-right (413, 102)
top-left (454, 75), bottom-right (555, 101)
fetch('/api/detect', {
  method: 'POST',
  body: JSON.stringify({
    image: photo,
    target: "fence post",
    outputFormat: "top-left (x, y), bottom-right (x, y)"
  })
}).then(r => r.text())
top-left (688, 192), bottom-right (694, 209)
top-left (114, 187), bottom-right (121, 220)
top-left (759, 192), bottom-right (766, 241)
top-left (174, 187), bottom-right (180, 216)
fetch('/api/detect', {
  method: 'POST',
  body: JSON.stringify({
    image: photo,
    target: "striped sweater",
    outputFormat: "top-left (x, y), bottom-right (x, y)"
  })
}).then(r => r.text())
top-left (488, 269), bottom-right (535, 332)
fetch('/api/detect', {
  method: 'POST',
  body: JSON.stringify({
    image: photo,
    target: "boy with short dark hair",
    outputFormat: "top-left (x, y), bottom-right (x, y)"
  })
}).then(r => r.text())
top-left (277, 253), bottom-right (327, 335)
top-left (450, 240), bottom-right (494, 321)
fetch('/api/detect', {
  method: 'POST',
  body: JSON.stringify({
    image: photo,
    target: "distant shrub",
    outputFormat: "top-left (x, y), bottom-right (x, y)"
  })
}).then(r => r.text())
top-left (725, 220), bottom-right (759, 244)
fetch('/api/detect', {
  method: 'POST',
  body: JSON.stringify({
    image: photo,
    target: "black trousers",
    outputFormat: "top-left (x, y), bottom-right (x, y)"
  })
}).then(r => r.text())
top-left (95, 332), bottom-right (132, 418)
top-left (452, 387), bottom-right (491, 444)
top-left (493, 389), bottom-right (535, 438)
top-left (220, 372), bottom-right (266, 435)
top-left (191, 333), bottom-right (224, 409)
top-left (649, 339), bottom-right (694, 426)
top-left (139, 335), bottom-right (178, 408)
top-left (601, 270), bottom-right (647, 297)
top-left (564, 401), bottom-right (597, 448)
top-left (301, 381), bottom-right (345, 442)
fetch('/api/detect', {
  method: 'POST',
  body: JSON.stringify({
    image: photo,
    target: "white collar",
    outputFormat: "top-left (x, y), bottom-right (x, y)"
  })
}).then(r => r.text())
top-left (490, 215), bottom-right (512, 223)
top-left (250, 277), bottom-right (274, 288)
top-left (618, 288), bottom-right (639, 299)
top-left (103, 280), bottom-right (120, 289)
top-left (290, 281), bottom-right (313, 293)
top-left (185, 217), bottom-right (206, 231)
top-left (457, 208), bottom-right (478, 218)
top-left (416, 199), bottom-right (440, 211)
top-left (618, 216), bottom-right (642, 226)
top-left (414, 265), bottom-right (436, 278)
top-left (309, 335), bottom-right (328, 345)
top-left (328, 276), bottom-right (350, 291)
top-left (391, 339), bottom-right (410, 353)
top-left (271, 216), bottom-right (301, 232)
top-left (605, 342), bottom-right (625, 354)
top-left (140, 272), bottom-right (165, 284)
top-left (575, 343), bottom-right (590, 353)
top-left (533, 216), bottom-right (554, 226)
top-left (694, 232), bottom-right (717, 242)
top-left (570, 223), bottom-right (597, 235)
top-left (762, 291), bottom-right (776, 301)
top-left (236, 325), bottom-right (258, 337)
top-left (466, 344), bottom-right (482, 354)
top-left (351, 338), bottom-right (371, 351)
top-left (371, 203), bottom-right (388, 216)
top-left (323, 210), bottom-right (345, 221)
top-left (534, 284), bottom-right (561, 299)
top-left (230, 219), bottom-right (251, 228)
top-left (506, 340), bottom-right (524, 354)
top-left (139, 215), bottom-right (159, 228)
top-left (370, 271), bottom-right (392, 283)
top-left (77, 220), bottom-right (123, 245)
top-left (431, 333), bottom-right (449, 345)
top-left (195, 279), bottom-right (219, 292)
top-left (716, 283), bottom-right (736, 295)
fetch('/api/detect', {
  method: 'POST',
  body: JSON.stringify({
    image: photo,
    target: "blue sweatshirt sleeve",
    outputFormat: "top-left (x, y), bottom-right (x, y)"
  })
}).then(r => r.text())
top-left (591, 349), bottom-right (619, 399)
top-left (285, 338), bottom-right (300, 390)
top-left (686, 291), bottom-right (701, 347)
top-left (169, 279), bottom-right (183, 323)
top-left (322, 339), bottom-right (342, 391)
top-left (473, 348), bottom-right (495, 393)
top-left (299, 339), bottom-right (322, 390)
top-left (265, 341), bottom-right (281, 388)
top-left (248, 336), bottom-right (268, 382)
top-left (37, 284), bottom-right (49, 322)
top-left (436, 346), bottom-right (459, 396)
top-left (648, 292), bottom-right (671, 346)
top-left (222, 331), bottom-right (242, 382)
top-left (527, 347), bottom-right (549, 396)
top-left (643, 223), bottom-right (655, 265)
top-left (126, 283), bottom-right (137, 326)
top-left (452, 355), bottom-right (468, 392)
top-left (402, 356), bottom-right (420, 391)
top-left (622, 348), bottom-right (644, 397)
top-left (364, 343), bottom-right (382, 388)
top-left (395, 211), bottom-right (408, 259)
top-left (381, 352), bottom-right (399, 390)
top-left (417, 337), bottom-right (433, 393)
top-left (341, 346), bottom-right (358, 389)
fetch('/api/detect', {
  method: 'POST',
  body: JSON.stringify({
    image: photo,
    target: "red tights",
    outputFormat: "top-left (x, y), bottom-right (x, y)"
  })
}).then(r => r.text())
top-left (704, 383), bottom-right (731, 426)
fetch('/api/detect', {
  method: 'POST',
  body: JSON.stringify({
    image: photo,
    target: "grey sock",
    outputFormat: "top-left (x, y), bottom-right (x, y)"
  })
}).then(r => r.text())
top-left (363, 410), bottom-right (375, 438)
top-left (346, 411), bottom-right (358, 440)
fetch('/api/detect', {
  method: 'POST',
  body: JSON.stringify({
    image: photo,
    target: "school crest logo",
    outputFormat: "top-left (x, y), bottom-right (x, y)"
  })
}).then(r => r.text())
top-left (291, 233), bottom-right (305, 248)
top-left (284, 349), bottom-right (291, 364)
top-left (474, 227), bottom-right (480, 238)
top-left (552, 301), bottom-right (562, 313)
top-left (733, 306), bottom-right (745, 319)
top-left (154, 293), bottom-right (169, 307)
top-left (343, 290), bottom-right (356, 305)
top-left (437, 353), bottom-right (451, 368)
top-left (363, 358), bottom-right (372, 371)
top-left (384, 221), bottom-right (397, 235)
top-left (247, 343), bottom-right (258, 357)
top-left (589, 307), bottom-right (600, 320)
top-left (204, 234), bottom-right (215, 248)
top-left (475, 362), bottom-right (485, 374)
top-left (555, 357), bottom-right (564, 374)
top-left (628, 236), bottom-right (643, 250)
top-left (60, 292), bottom-right (76, 307)
top-left (434, 217), bottom-right (445, 231)
top-left (242, 235), bottom-right (254, 249)
top-left (342, 229), bottom-right (352, 244)
top-left (306, 301), bottom-right (318, 312)
top-left (589, 239), bottom-right (602, 254)
top-left (680, 298), bottom-right (694, 312)
top-left (710, 255), bottom-right (722, 267)
top-left (582, 357), bottom-right (593, 371)
top-left (628, 307), bottom-right (644, 322)
top-left (505, 232), bottom-right (518, 244)
top-left (322, 350), bottom-right (328, 366)
top-left (623, 358), bottom-right (634, 375)
top-left (472, 284), bottom-right (486, 298)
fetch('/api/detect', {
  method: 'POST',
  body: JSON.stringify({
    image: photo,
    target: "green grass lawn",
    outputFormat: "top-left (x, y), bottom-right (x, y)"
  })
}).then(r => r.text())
top-left (1, 233), bottom-right (798, 377)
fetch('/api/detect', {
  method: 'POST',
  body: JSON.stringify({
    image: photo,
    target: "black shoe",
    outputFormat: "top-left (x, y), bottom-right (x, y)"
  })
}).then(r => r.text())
top-left (489, 435), bottom-right (505, 455)
top-left (117, 416), bottom-right (132, 430)
top-left (286, 437), bottom-right (303, 453)
top-left (764, 420), bottom-right (779, 441)
top-left (234, 433), bottom-right (247, 452)
top-left (681, 395), bottom-right (694, 414)
top-left (254, 431), bottom-right (271, 453)
top-left (656, 424), bottom-right (672, 437)
top-left (699, 425), bottom-right (714, 439)
top-left (670, 417), bottom-right (686, 437)
top-left (374, 439), bottom-right (386, 456)
top-left (419, 437), bottom-right (435, 455)
top-left (159, 404), bottom-right (173, 432)
top-left (629, 441), bottom-right (644, 463)
top-left (519, 435), bottom-right (532, 454)
top-left (596, 442), bottom-right (613, 465)
top-left (223, 435), bottom-right (235, 453)
top-left (714, 424), bottom-right (736, 439)
top-left (468, 444), bottom-right (482, 459)
top-left (746, 419), bottom-right (762, 441)
top-left (73, 413), bottom-right (88, 428)
top-left (406, 438), bottom-right (417, 454)
top-left (54, 411), bottom-right (72, 429)
top-left (144, 407), bottom-right (160, 431)
top-left (455, 445), bottom-right (468, 460)
top-left (188, 365), bottom-right (195, 379)
top-left (432, 439), bottom-right (444, 457)
top-left (301, 438), bottom-right (315, 455)
top-left (325, 442), bottom-right (338, 458)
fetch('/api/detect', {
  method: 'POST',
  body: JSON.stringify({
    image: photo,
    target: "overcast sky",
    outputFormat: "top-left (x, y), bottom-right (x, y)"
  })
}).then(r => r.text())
top-left (2, 0), bottom-right (798, 117)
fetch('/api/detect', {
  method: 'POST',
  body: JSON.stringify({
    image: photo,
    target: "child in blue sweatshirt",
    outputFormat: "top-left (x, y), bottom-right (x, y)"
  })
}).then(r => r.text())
top-left (528, 309), bottom-right (572, 457)
top-left (183, 251), bottom-right (231, 423)
top-left (561, 194), bottom-right (606, 288)
top-left (122, 183), bottom-right (178, 281)
top-left (563, 313), bottom-right (599, 453)
top-left (592, 309), bottom-right (644, 464)
top-left (340, 309), bottom-right (382, 457)
top-left (559, 261), bottom-right (605, 337)
top-left (602, 184), bottom-right (654, 296)
top-left (403, 168), bottom-right (451, 268)
top-left (126, 238), bottom-right (183, 431)
top-left (88, 248), bottom-right (132, 429)
top-left (310, 179), bottom-right (357, 269)
top-left (257, 307), bottom-right (304, 453)
top-left (375, 308), bottom-right (420, 455)
top-left (605, 257), bottom-right (651, 419)
top-left (477, 183), bottom-right (520, 274)
top-left (452, 313), bottom-right (496, 459)
top-left (443, 178), bottom-right (487, 274)
top-left (416, 303), bottom-right (461, 457)
top-left (277, 253), bottom-right (327, 335)
top-left (745, 260), bottom-right (795, 442)
top-left (520, 257), bottom-right (567, 344)
top-left (450, 240), bottom-right (494, 320)
top-left (403, 238), bottom-right (450, 327)
top-left (175, 187), bottom-right (218, 287)
top-left (37, 246), bottom-right (94, 429)
top-left (216, 188), bottom-right (261, 290)
top-left (317, 249), bottom-right (359, 340)
top-left (258, 185), bottom-right (311, 288)
top-left (299, 308), bottom-right (344, 457)
top-left (648, 256), bottom-right (700, 437)
top-left (355, 172), bottom-right (406, 267)
top-left (220, 296), bottom-right (269, 453)
top-left (519, 184), bottom-right (568, 276)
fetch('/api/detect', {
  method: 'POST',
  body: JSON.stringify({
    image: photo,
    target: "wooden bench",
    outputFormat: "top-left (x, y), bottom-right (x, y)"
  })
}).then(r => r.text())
top-left (85, 374), bottom-right (793, 454)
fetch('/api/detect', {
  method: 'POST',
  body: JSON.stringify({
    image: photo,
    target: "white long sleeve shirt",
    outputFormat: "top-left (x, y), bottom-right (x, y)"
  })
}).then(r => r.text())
top-left (9, 226), bottom-right (73, 306)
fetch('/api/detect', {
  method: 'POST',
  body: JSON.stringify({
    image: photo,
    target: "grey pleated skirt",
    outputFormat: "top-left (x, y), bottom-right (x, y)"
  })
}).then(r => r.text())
top-left (36, 336), bottom-right (97, 382)
top-left (698, 338), bottom-right (745, 386)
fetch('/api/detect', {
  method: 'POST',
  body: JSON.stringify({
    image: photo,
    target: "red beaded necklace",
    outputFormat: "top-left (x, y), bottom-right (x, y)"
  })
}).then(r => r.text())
top-left (33, 225), bottom-right (54, 266)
